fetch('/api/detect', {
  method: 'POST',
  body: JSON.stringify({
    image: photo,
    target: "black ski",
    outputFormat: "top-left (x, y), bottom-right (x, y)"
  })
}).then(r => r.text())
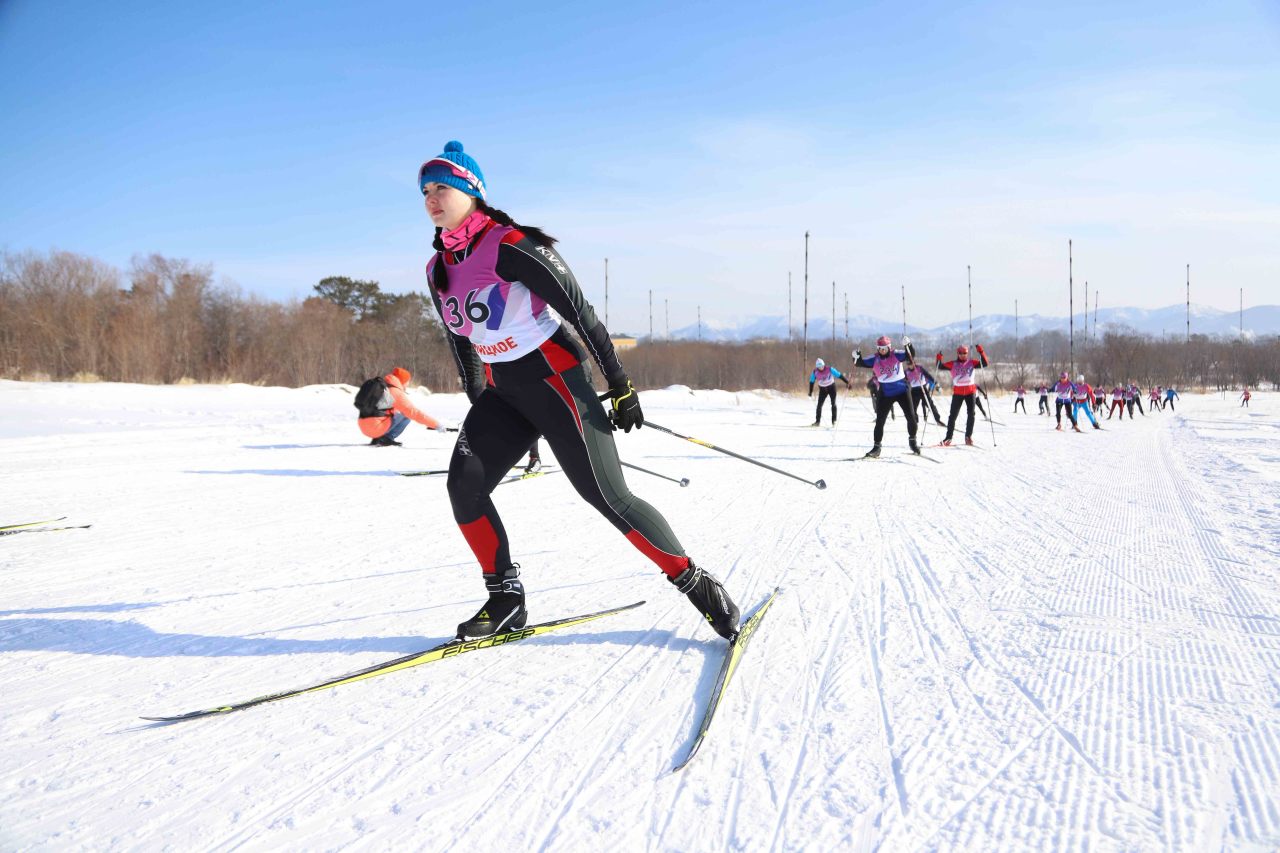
top-left (142, 600), bottom-right (644, 723)
top-left (674, 587), bottom-right (780, 771)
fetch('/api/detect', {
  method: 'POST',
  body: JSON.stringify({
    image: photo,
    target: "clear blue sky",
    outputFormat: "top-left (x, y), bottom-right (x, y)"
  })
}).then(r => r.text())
top-left (2, 0), bottom-right (1277, 332)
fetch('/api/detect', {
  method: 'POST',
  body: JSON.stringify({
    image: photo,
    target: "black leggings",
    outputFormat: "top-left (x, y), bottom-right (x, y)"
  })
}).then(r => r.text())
top-left (448, 365), bottom-right (687, 580)
top-left (1055, 399), bottom-right (1078, 427)
top-left (874, 391), bottom-right (917, 443)
top-left (815, 384), bottom-right (837, 423)
top-left (915, 387), bottom-right (942, 422)
top-left (1014, 398), bottom-right (1026, 413)
top-left (945, 394), bottom-right (978, 440)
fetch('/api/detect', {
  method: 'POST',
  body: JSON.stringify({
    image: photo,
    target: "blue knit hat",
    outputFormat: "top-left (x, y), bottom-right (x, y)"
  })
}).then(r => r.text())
top-left (418, 140), bottom-right (487, 200)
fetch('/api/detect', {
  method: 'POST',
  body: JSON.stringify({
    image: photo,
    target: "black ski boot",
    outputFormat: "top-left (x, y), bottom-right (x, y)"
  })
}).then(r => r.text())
top-left (909, 438), bottom-right (921, 455)
top-left (671, 562), bottom-right (740, 640)
top-left (864, 444), bottom-right (882, 458)
top-left (456, 566), bottom-right (526, 639)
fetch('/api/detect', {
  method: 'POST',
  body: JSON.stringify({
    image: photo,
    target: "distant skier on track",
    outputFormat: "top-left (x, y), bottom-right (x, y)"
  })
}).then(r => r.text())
top-left (1052, 372), bottom-right (1078, 431)
top-left (1107, 386), bottom-right (1125, 420)
top-left (1013, 384), bottom-right (1027, 414)
top-left (1037, 383), bottom-right (1050, 416)
top-left (1072, 375), bottom-right (1102, 430)
top-left (852, 335), bottom-right (919, 457)
top-left (936, 343), bottom-right (988, 446)
top-left (808, 358), bottom-right (851, 426)
top-left (419, 140), bottom-right (739, 641)
top-left (1240, 388), bottom-right (1251, 408)
top-left (1165, 387), bottom-right (1180, 411)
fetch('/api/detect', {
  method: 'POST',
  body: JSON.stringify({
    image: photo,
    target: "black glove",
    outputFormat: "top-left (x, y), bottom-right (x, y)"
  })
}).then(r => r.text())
top-left (808, 382), bottom-right (814, 397)
top-left (606, 378), bottom-right (644, 432)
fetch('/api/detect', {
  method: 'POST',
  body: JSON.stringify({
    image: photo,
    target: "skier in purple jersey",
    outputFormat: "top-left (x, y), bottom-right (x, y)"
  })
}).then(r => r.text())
top-left (852, 335), bottom-right (919, 457)
top-left (420, 141), bottom-right (739, 641)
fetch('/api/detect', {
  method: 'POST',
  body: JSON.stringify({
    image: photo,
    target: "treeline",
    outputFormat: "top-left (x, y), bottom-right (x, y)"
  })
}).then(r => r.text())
top-left (2, 249), bottom-right (1276, 393)
top-left (0, 249), bottom-right (458, 389)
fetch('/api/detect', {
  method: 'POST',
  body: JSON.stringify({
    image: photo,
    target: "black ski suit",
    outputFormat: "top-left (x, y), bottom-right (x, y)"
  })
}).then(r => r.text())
top-left (428, 221), bottom-right (690, 581)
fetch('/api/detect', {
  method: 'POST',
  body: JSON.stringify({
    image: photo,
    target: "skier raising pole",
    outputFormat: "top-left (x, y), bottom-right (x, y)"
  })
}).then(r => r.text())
top-left (419, 140), bottom-right (740, 642)
top-left (852, 333), bottom-right (920, 457)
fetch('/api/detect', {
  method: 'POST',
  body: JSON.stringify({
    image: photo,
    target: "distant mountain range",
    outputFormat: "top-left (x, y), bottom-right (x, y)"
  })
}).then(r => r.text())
top-left (649, 304), bottom-right (1280, 343)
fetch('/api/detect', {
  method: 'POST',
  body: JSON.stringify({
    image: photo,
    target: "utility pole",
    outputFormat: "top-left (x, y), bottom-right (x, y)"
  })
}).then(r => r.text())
top-left (604, 258), bottom-right (609, 327)
top-left (803, 232), bottom-right (810, 366)
top-left (1083, 284), bottom-right (1088, 342)
top-left (831, 281), bottom-right (836, 345)
top-left (665, 298), bottom-right (669, 340)
top-left (1068, 240), bottom-right (1074, 376)
top-left (648, 289), bottom-right (653, 340)
top-left (967, 265), bottom-right (974, 349)
top-left (1186, 264), bottom-right (1190, 344)
top-left (1240, 287), bottom-right (1244, 338)
top-left (1015, 298), bottom-right (1019, 365)
top-left (844, 292), bottom-right (849, 342)
top-left (788, 272), bottom-right (792, 341)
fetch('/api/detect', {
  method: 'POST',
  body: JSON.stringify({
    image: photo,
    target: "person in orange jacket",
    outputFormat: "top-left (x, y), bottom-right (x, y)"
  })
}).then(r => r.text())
top-left (359, 367), bottom-right (446, 446)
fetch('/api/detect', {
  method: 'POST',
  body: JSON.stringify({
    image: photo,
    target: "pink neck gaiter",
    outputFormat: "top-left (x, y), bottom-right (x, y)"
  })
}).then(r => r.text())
top-left (442, 211), bottom-right (491, 252)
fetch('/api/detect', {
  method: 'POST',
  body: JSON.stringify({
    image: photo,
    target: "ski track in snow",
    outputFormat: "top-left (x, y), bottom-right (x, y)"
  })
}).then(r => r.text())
top-left (1, 381), bottom-right (1279, 850)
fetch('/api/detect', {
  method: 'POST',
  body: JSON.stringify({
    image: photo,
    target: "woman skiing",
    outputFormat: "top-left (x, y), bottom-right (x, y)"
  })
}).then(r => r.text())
top-left (1051, 372), bottom-right (1079, 431)
top-left (808, 357), bottom-right (851, 426)
top-left (1072, 375), bottom-right (1102, 429)
top-left (419, 141), bottom-right (739, 641)
top-left (935, 344), bottom-right (988, 445)
top-left (906, 362), bottom-right (944, 426)
top-left (1013, 384), bottom-right (1027, 414)
top-left (1036, 383), bottom-right (1050, 416)
top-left (852, 335), bottom-right (919, 456)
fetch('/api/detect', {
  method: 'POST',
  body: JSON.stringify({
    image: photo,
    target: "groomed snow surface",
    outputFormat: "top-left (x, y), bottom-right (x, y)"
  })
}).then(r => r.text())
top-left (2, 381), bottom-right (1279, 851)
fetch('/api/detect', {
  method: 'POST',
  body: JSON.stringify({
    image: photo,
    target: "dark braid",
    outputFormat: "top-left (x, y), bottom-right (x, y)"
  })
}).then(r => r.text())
top-left (430, 202), bottom-right (557, 254)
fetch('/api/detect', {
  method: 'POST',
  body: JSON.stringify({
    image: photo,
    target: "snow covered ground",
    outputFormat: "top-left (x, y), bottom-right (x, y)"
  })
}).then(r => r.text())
top-left (2, 380), bottom-right (1278, 851)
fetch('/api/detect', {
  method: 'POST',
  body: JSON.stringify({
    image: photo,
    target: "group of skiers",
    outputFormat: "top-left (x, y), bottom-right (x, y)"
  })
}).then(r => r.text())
top-left (806, 338), bottom-right (998, 453)
top-left (1010, 380), bottom-right (1184, 431)
top-left (804, 337), bottom-right (1234, 450)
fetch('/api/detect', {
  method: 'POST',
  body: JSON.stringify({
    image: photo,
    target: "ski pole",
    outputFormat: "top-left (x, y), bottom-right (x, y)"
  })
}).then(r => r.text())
top-left (645, 421), bottom-right (827, 490)
top-left (985, 390), bottom-right (997, 447)
top-left (622, 460), bottom-right (689, 487)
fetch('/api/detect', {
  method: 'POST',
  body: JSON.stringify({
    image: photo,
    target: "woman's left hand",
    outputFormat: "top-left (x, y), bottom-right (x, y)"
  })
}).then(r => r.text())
top-left (606, 379), bottom-right (644, 433)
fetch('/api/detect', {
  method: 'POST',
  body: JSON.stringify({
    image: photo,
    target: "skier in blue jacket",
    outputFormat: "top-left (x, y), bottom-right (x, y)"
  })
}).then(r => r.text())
top-left (808, 358), bottom-right (851, 426)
